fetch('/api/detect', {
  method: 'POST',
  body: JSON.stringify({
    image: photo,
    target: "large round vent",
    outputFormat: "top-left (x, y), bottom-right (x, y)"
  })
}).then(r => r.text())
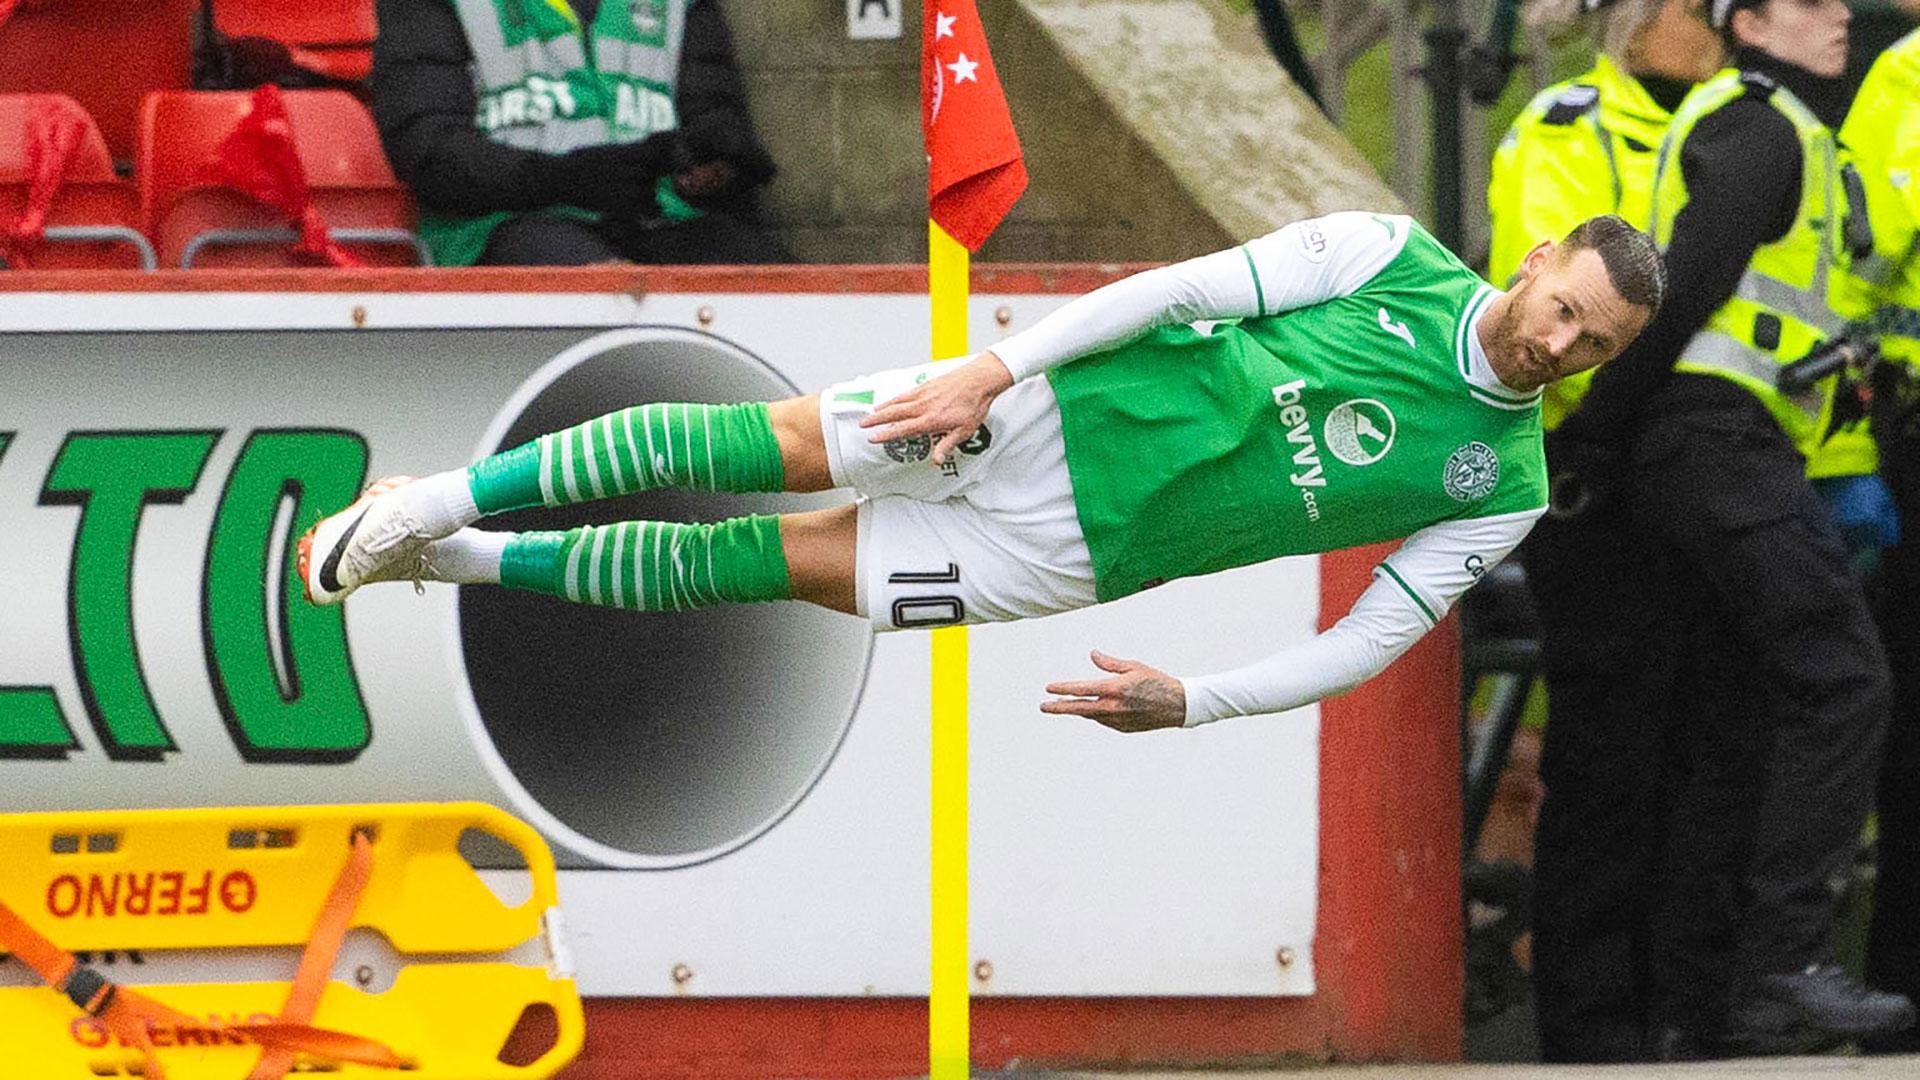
top-left (455, 328), bottom-right (870, 868)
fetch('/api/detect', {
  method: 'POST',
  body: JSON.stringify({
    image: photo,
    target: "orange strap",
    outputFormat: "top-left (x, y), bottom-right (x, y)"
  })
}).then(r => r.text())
top-left (0, 830), bottom-right (404, 1078)
top-left (246, 829), bottom-right (402, 1078)
top-left (0, 899), bottom-right (77, 987)
top-left (0, 898), bottom-right (201, 1080)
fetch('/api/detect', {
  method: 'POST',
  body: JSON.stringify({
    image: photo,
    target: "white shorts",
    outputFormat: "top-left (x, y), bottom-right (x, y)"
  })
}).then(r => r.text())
top-left (818, 358), bottom-right (1098, 631)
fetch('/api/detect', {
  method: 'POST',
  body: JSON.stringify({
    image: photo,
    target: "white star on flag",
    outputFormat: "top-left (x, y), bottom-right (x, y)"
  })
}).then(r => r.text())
top-left (947, 52), bottom-right (979, 84)
top-left (935, 11), bottom-right (957, 38)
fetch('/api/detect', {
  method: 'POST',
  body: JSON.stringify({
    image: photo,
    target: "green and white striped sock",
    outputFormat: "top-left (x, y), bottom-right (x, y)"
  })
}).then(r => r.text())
top-left (467, 402), bottom-right (785, 515)
top-left (497, 515), bottom-right (792, 611)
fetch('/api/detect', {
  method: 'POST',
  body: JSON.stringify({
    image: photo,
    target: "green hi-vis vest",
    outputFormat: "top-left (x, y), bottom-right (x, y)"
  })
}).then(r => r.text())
top-left (1651, 69), bottom-right (1871, 474)
top-left (1489, 56), bottom-right (1676, 431)
top-left (422, 0), bottom-right (695, 266)
top-left (1839, 29), bottom-right (1920, 374)
top-left (1048, 216), bottom-right (1547, 603)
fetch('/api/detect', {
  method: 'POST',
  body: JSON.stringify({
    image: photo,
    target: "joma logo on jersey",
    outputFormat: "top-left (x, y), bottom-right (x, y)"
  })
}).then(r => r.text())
top-left (1272, 379), bottom-right (1325, 522)
top-left (1377, 307), bottom-right (1416, 350)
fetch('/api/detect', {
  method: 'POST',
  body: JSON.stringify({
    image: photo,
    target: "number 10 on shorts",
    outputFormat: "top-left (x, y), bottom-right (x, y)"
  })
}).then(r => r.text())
top-left (890, 564), bottom-right (965, 629)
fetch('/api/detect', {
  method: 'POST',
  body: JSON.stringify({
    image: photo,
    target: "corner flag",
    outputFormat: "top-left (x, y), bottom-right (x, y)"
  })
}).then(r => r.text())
top-left (923, 1), bottom-right (1027, 252)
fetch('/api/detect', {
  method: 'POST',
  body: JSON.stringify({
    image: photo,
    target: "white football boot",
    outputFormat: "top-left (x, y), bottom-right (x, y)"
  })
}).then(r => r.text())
top-left (298, 476), bottom-right (446, 605)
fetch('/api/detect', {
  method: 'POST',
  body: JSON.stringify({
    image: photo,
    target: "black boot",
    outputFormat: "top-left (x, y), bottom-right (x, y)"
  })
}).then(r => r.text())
top-left (1721, 964), bottom-right (1918, 1056)
top-left (1643, 1022), bottom-right (1715, 1061)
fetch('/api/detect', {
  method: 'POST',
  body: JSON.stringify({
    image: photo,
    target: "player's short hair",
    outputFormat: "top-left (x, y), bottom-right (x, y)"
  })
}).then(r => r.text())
top-left (1561, 214), bottom-right (1664, 317)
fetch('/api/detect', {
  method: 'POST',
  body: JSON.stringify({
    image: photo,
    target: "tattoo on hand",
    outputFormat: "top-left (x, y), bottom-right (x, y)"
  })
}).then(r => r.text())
top-left (1125, 676), bottom-right (1184, 719)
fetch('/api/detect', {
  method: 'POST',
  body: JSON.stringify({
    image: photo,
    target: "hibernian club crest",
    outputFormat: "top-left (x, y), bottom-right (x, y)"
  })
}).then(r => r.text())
top-left (1443, 441), bottom-right (1500, 501)
top-left (885, 433), bottom-right (933, 463)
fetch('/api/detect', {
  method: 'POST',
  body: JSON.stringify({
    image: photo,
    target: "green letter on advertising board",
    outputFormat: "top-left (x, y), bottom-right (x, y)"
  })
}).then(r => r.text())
top-left (0, 433), bottom-right (81, 759)
top-left (42, 431), bottom-right (220, 760)
top-left (204, 430), bottom-right (372, 762)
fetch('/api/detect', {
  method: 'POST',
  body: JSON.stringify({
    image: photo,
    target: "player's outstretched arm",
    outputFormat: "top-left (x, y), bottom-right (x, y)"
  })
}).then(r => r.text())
top-left (1040, 650), bottom-right (1188, 733)
top-left (988, 210), bottom-right (1408, 385)
top-left (1179, 510), bottom-right (1539, 726)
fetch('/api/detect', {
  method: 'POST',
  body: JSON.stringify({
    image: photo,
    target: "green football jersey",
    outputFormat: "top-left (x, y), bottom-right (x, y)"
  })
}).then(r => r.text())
top-left (1047, 218), bottom-right (1548, 603)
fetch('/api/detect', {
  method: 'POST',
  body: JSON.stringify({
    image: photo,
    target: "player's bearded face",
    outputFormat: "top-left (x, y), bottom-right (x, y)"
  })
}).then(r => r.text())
top-left (1493, 246), bottom-right (1649, 391)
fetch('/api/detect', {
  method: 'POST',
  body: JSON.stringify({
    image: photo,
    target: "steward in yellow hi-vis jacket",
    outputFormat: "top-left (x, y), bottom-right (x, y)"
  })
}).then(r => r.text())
top-left (1491, 51), bottom-right (1690, 428)
top-left (1841, 23), bottom-right (1920, 1049)
top-left (1547, 0), bottom-right (1917, 1055)
top-left (1492, 0), bottom-right (1742, 1063)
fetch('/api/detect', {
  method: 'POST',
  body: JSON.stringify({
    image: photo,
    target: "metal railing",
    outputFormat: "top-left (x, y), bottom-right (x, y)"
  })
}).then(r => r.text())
top-left (179, 227), bottom-right (433, 269)
top-left (0, 225), bottom-right (158, 271)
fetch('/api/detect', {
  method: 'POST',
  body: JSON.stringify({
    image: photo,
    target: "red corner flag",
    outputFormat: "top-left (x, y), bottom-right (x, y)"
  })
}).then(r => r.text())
top-left (922, 1), bottom-right (1027, 252)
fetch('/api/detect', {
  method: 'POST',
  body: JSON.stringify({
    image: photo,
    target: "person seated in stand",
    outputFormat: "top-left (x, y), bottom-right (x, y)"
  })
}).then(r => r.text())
top-left (372, 0), bottom-right (787, 267)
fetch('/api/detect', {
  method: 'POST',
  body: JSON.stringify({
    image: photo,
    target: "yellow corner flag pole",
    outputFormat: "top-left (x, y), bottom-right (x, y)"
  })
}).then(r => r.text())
top-left (928, 219), bottom-right (971, 1080)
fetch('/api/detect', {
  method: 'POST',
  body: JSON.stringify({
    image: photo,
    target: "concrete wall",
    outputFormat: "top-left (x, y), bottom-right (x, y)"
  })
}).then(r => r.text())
top-left (724, 0), bottom-right (1401, 264)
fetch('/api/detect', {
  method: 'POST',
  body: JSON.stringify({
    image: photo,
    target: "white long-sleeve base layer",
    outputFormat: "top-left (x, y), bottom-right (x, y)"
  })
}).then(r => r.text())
top-left (987, 211), bottom-right (1544, 727)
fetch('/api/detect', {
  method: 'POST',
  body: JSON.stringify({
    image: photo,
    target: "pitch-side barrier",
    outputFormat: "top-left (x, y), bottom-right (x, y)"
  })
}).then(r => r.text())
top-left (0, 265), bottom-right (1461, 1075)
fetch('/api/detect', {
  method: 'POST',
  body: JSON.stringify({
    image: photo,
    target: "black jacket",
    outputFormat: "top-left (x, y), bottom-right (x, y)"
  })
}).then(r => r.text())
top-left (370, 0), bottom-right (775, 217)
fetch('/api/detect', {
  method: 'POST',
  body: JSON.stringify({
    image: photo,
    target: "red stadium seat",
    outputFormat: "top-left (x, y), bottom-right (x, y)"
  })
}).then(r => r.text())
top-left (138, 89), bottom-right (427, 268)
top-left (208, 0), bottom-right (377, 83)
top-left (0, 0), bottom-right (198, 164)
top-left (0, 95), bottom-right (153, 269)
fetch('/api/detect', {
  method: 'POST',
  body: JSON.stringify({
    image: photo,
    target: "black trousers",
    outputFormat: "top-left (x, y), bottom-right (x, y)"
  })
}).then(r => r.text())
top-left (1532, 376), bottom-right (1889, 1061)
top-left (1868, 383), bottom-right (1920, 1007)
top-left (477, 207), bottom-right (793, 267)
top-left (1636, 380), bottom-right (1888, 978)
top-left (1529, 479), bottom-right (1755, 1061)
top-left (1870, 540), bottom-right (1920, 1006)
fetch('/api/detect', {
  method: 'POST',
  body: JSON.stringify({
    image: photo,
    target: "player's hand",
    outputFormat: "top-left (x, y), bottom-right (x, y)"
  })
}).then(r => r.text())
top-left (1041, 650), bottom-right (1188, 733)
top-left (859, 352), bottom-right (1015, 464)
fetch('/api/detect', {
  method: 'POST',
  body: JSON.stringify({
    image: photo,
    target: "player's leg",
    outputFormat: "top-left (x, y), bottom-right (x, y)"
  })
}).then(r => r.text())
top-left (413, 502), bottom-right (858, 616)
top-left (407, 485), bottom-right (1093, 631)
top-left (301, 394), bottom-right (835, 604)
top-left (459, 396), bottom-right (836, 512)
top-left (768, 396), bottom-right (835, 493)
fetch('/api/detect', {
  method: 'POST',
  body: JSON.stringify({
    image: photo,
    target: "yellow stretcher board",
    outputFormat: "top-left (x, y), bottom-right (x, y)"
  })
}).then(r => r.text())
top-left (0, 802), bottom-right (583, 1079)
